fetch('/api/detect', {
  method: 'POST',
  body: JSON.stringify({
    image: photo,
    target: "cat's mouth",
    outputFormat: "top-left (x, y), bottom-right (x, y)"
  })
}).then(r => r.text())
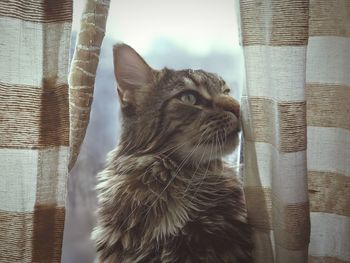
top-left (174, 124), bottom-right (240, 163)
top-left (202, 128), bottom-right (239, 146)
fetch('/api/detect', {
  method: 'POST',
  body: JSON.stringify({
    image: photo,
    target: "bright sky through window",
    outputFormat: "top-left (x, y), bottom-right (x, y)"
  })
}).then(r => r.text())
top-left (73, 0), bottom-right (240, 55)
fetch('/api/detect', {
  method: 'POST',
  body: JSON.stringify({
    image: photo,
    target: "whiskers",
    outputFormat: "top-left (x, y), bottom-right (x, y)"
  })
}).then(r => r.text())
top-left (117, 127), bottom-right (210, 231)
top-left (183, 129), bottom-right (229, 204)
top-left (113, 124), bottom-right (233, 235)
top-left (143, 127), bottom-right (210, 217)
top-left (187, 131), bottom-right (215, 202)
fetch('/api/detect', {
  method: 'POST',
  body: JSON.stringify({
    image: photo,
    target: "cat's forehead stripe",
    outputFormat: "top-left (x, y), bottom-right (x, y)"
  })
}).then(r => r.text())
top-left (183, 76), bottom-right (211, 100)
top-left (191, 72), bottom-right (204, 84)
top-left (198, 86), bottom-right (212, 100)
top-left (183, 77), bottom-right (195, 87)
top-left (190, 70), bottom-right (225, 89)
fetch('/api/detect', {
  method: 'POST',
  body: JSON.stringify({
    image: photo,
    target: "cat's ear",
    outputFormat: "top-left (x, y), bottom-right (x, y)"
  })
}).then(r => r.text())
top-left (113, 43), bottom-right (154, 108)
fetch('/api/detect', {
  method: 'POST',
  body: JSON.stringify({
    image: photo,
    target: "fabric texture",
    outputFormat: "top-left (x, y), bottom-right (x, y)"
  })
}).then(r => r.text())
top-left (68, 0), bottom-right (111, 171)
top-left (238, 0), bottom-right (350, 262)
top-left (0, 0), bottom-right (72, 262)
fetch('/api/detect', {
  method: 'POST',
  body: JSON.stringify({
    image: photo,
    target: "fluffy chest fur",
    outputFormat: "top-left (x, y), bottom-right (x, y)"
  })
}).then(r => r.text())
top-left (93, 153), bottom-right (252, 263)
top-left (93, 43), bottom-right (253, 262)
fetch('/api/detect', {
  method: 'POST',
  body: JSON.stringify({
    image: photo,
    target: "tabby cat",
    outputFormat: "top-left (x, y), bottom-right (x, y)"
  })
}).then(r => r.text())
top-left (92, 44), bottom-right (253, 262)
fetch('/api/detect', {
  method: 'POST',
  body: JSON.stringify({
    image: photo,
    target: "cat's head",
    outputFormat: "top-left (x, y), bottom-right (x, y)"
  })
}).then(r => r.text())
top-left (114, 44), bottom-right (240, 164)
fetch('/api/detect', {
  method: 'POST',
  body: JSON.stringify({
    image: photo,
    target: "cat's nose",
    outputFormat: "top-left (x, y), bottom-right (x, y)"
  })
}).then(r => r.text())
top-left (215, 96), bottom-right (240, 118)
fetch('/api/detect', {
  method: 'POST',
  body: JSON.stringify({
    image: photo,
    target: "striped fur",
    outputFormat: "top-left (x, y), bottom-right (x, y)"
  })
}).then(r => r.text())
top-left (93, 44), bottom-right (253, 262)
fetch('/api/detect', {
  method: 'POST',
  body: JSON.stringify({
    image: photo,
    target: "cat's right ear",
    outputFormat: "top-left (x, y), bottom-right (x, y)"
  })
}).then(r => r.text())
top-left (113, 43), bottom-right (154, 109)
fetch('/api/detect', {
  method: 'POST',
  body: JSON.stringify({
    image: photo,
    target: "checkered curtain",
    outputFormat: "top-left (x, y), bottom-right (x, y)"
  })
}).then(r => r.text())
top-left (238, 0), bottom-right (350, 262)
top-left (0, 0), bottom-right (72, 262)
top-left (0, 0), bottom-right (110, 262)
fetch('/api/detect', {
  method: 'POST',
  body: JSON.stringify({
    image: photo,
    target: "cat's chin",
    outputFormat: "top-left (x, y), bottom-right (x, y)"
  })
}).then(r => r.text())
top-left (176, 131), bottom-right (240, 164)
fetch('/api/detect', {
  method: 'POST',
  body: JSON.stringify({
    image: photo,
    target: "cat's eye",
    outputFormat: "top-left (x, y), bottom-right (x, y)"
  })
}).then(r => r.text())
top-left (223, 88), bottom-right (231, 95)
top-left (180, 93), bottom-right (197, 105)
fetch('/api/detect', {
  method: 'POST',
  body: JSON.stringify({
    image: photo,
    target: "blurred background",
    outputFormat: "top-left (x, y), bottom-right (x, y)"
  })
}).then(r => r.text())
top-left (62, 1), bottom-right (244, 262)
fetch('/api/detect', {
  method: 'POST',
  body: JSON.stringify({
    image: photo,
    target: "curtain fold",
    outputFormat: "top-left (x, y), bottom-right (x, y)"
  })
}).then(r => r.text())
top-left (238, 0), bottom-right (350, 262)
top-left (0, 0), bottom-right (72, 262)
top-left (0, 0), bottom-right (112, 261)
top-left (68, 0), bottom-right (111, 171)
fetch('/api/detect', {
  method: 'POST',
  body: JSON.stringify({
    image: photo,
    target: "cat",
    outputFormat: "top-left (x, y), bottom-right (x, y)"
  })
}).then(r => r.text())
top-left (92, 43), bottom-right (253, 263)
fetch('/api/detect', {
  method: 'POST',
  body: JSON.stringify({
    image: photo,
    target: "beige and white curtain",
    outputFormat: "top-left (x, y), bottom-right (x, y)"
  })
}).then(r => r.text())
top-left (238, 0), bottom-right (350, 262)
top-left (0, 0), bottom-right (109, 262)
top-left (0, 0), bottom-right (72, 262)
top-left (1, 0), bottom-right (349, 262)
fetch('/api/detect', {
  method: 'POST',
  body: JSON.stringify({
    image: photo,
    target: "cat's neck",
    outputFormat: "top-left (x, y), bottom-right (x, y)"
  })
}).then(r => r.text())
top-left (111, 147), bottom-right (227, 177)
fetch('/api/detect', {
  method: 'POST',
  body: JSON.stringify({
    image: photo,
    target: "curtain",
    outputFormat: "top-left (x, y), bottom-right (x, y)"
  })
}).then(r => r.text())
top-left (0, 0), bottom-right (72, 262)
top-left (238, 1), bottom-right (350, 262)
top-left (0, 0), bottom-right (109, 262)
top-left (69, 0), bottom-right (111, 171)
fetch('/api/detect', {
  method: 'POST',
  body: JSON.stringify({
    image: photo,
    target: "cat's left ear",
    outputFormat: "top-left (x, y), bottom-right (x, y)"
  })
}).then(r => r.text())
top-left (113, 43), bottom-right (154, 109)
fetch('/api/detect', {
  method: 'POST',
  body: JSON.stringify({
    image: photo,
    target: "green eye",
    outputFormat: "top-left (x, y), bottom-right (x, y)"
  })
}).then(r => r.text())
top-left (180, 93), bottom-right (197, 105)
